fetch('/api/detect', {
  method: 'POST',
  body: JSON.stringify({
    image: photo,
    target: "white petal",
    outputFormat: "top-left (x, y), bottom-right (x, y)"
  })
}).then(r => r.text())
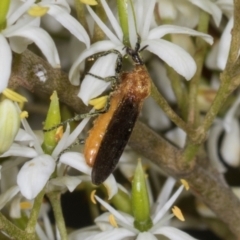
top-left (49, 175), bottom-right (82, 192)
top-left (153, 226), bottom-right (197, 240)
top-left (47, 5), bottom-right (90, 48)
top-left (165, 128), bottom-right (186, 148)
top-left (137, 232), bottom-right (157, 240)
top-left (139, 0), bottom-right (156, 40)
top-left (0, 35), bottom-right (12, 92)
top-left (15, 128), bottom-right (34, 142)
top-left (52, 124), bottom-right (70, 158)
top-left (148, 25), bottom-right (213, 45)
top-left (188, 0), bottom-right (222, 26)
top-left (207, 121), bottom-right (227, 173)
top-left (153, 185), bottom-right (184, 224)
top-left (220, 119), bottom-right (240, 167)
top-left (101, 0), bottom-right (123, 41)
top-left (206, 40), bottom-right (220, 70)
top-left (7, 0), bottom-right (36, 26)
top-left (9, 194), bottom-right (22, 218)
top-left (60, 152), bottom-right (91, 175)
top-left (79, 54), bottom-right (118, 104)
top-left (85, 228), bottom-right (135, 240)
top-left (0, 143), bottom-right (38, 158)
top-left (217, 17), bottom-right (233, 70)
top-left (6, 27), bottom-right (60, 68)
top-left (86, 5), bottom-right (122, 45)
top-left (143, 39), bottom-right (196, 80)
top-left (69, 227), bottom-right (100, 240)
top-left (17, 155), bottom-right (56, 199)
top-left (0, 185), bottom-right (19, 210)
top-left (103, 174), bottom-right (118, 199)
top-left (69, 40), bottom-right (120, 85)
top-left (95, 195), bottom-right (133, 225)
top-left (153, 177), bottom-right (176, 216)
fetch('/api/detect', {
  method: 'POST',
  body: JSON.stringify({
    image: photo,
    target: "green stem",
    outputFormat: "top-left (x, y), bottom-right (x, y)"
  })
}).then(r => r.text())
top-left (0, 213), bottom-right (37, 240)
top-left (117, 0), bottom-right (129, 45)
top-left (47, 192), bottom-right (68, 240)
top-left (151, 80), bottom-right (190, 133)
top-left (25, 189), bottom-right (45, 234)
top-left (187, 11), bottom-right (210, 127)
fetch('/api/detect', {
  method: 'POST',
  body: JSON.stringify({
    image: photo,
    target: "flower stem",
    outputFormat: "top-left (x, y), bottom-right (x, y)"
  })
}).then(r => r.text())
top-left (47, 191), bottom-right (68, 240)
top-left (25, 189), bottom-right (45, 234)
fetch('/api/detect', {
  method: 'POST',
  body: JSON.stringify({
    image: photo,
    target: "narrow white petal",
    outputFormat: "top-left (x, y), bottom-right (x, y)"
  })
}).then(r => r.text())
top-left (6, 27), bottom-right (60, 68)
top-left (217, 17), bottom-right (233, 70)
top-left (153, 177), bottom-right (176, 215)
top-left (153, 185), bottom-right (184, 224)
top-left (52, 124), bottom-right (70, 158)
top-left (69, 40), bottom-right (119, 85)
top-left (165, 128), bottom-right (186, 148)
top-left (101, 0), bottom-right (123, 41)
top-left (79, 54), bottom-right (118, 104)
top-left (140, 0), bottom-right (156, 40)
top-left (69, 227), bottom-right (100, 240)
top-left (95, 195), bottom-right (133, 225)
top-left (221, 119), bottom-right (240, 167)
top-left (148, 25), bottom-right (213, 45)
top-left (49, 175), bottom-right (82, 192)
top-left (66, 116), bottom-right (92, 148)
top-left (136, 232), bottom-right (157, 240)
top-left (0, 185), bottom-right (19, 210)
top-left (9, 194), bottom-right (22, 218)
top-left (47, 5), bottom-right (90, 48)
top-left (17, 155), bottom-right (55, 200)
top-left (20, 113), bottom-right (43, 155)
top-left (0, 35), bottom-right (12, 92)
top-left (86, 5), bottom-right (122, 45)
top-left (188, 0), bottom-right (222, 26)
top-left (60, 152), bottom-right (91, 175)
top-left (85, 228), bottom-right (135, 240)
top-left (7, 0), bottom-right (36, 26)
top-left (153, 226), bottom-right (197, 240)
top-left (0, 143), bottom-right (38, 158)
top-left (143, 39), bottom-right (196, 80)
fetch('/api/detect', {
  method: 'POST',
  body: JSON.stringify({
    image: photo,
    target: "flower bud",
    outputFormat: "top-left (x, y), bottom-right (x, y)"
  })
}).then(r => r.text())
top-left (0, 99), bottom-right (20, 154)
top-left (131, 160), bottom-right (152, 232)
top-left (0, 0), bottom-right (10, 30)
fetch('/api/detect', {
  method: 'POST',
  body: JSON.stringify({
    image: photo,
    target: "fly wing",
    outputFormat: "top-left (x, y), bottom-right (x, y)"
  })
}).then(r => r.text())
top-left (91, 96), bottom-right (140, 185)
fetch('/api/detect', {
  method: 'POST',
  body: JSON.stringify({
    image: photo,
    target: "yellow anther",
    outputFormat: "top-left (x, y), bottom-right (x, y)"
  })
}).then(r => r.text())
top-left (55, 126), bottom-right (63, 142)
top-left (80, 0), bottom-right (98, 6)
top-left (3, 88), bottom-right (28, 103)
top-left (89, 96), bottom-right (108, 110)
top-left (90, 190), bottom-right (97, 204)
top-left (20, 111), bottom-right (28, 119)
top-left (20, 201), bottom-right (32, 210)
top-left (172, 206), bottom-right (185, 222)
top-left (180, 179), bottom-right (189, 191)
top-left (28, 5), bottom-right (49, 17)
top-left (109, 214), bottom-right (118, 228)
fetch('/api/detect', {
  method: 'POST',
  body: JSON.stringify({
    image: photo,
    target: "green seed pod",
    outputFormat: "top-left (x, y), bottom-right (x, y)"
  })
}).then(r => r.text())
top-left (0, 99), bottom-right (20, 154)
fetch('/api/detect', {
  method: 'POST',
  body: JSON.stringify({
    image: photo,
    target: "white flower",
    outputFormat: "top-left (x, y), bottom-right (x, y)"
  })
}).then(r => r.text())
top-left (71, 0), bottom-right (213, 105)
top-left (69, 177), bottom-right (195, 240)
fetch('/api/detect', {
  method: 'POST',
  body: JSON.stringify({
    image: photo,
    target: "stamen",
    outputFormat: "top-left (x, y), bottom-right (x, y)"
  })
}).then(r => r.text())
top-left (28, 6), bottom-right (49, 17)
top-left (80, 0), bottom-right (98, 6)
top-left (20, 111), bottom-right (28, 119)
top-left (89, 96), bottom-right (108, 110)
top-left (20, 201), bottom-right (32, 210)
top-left (109, 214), bottom-right (118, 228)
top-left (172, 206), bottom-right (185, 221)
top-left (90, 190), bottom-right (97, 204)
top-left (3, 88), bottom-right (27, 103)
top-left (180, 179), bottom-right (189, 190)
top-left (55, 126), bottom-right (63, 142)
